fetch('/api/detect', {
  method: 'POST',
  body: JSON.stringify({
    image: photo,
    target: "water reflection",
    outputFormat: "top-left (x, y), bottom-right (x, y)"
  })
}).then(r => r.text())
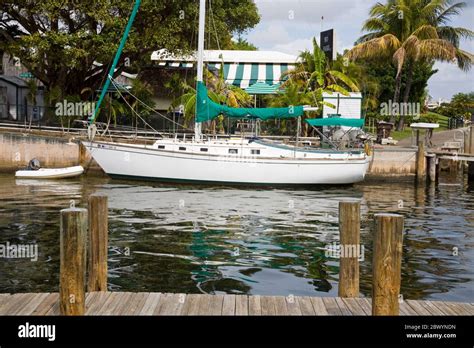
top-left (0, 174), bottom-right (472, 302)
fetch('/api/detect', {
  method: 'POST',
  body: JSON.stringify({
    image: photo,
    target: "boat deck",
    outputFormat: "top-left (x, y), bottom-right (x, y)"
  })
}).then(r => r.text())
top-left (1, 292), bottom-right (472, 316)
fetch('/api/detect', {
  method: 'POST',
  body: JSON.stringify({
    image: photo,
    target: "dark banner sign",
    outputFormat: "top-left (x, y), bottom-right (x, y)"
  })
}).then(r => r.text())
top-left (321, 29), bottom-right (336, 61)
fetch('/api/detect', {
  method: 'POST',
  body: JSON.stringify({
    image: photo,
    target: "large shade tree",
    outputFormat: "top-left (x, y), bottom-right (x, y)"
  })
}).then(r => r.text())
top-left (0, 0), bottom-right (260, 98)
top-left (346, 0), bottom-right (474, 129)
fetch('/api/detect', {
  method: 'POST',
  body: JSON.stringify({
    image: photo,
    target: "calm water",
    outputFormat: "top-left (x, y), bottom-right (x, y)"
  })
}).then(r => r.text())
top-left (0, 174), bottom-right (473, 302)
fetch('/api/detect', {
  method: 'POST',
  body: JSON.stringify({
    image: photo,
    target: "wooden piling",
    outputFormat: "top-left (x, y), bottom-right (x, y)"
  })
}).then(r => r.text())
top-left (60, 208), bottom-right (88, 315)
top-left (88, 194), bottom-right (109, 292)
top-left (465, 127), bottom-right (474, 179)
top-left (338, 201), bottom-right (360, 298)
top-left (464, 129), bottom-right (470, 154)
top-left (416, 140), bottom-right (426, 183)
top-left (470, 126), bottom-right (474, 154)
top-left (426, 155), bottom-right (437, 183)
top-left (372, 214), bottom-right (404, 316)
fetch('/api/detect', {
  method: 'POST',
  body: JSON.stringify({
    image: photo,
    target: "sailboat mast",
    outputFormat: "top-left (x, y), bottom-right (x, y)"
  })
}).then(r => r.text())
top-left (89, 0), bottom-right (142, 126)
top-left (194, 0), bottom-right (206, 141)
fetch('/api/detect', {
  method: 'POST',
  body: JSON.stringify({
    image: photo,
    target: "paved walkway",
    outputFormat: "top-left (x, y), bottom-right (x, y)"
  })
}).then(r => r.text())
top-left (397, 128), bottom-right (467, 148)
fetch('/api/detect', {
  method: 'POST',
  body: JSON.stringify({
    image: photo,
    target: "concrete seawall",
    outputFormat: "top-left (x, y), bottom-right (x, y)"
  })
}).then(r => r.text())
top-left (368, 147), bottom-right (416, 177)
top-left (0, 130), bottom-right (417, 178)
top-left (0, 131), bottom-right (103, 173)
top-left (0, 132), bottom-right (80, 172)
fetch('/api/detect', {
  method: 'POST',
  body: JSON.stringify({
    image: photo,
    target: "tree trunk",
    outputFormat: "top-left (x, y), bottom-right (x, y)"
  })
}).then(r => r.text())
top-left (390, 73), bottom-right (402, 124)
top-left (397, 63), bottom-right (414, 131)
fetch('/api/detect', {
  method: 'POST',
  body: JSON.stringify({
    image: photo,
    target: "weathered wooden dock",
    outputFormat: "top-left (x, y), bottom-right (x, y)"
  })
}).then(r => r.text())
top-left (1, 292), bottom-right (472, 316)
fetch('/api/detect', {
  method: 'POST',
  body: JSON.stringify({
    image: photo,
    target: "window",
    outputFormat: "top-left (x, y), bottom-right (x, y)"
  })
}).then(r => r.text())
top-left (251, 150), bottom-right (260, 155)
top-left (179, 147), bottom-right (186, 151)
top-left (200, 148), bottom-right (208, 152)
top-left (228, 149), bottom-right (238, 154)
top-left (158, 145), bottom-right (165, 149)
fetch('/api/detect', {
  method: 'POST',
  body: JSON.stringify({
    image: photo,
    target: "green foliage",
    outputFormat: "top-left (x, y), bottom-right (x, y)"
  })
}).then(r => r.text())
top-left (348, 0), bottom-right (473, 130)
top-left (0, 0), bottom-right (260, 96)
top-left (171, 67), bottom-right (252, 128)
top-left (435, 92), bottom-right (474, 119)
top-left (228, 37), bottom-right (258, 51)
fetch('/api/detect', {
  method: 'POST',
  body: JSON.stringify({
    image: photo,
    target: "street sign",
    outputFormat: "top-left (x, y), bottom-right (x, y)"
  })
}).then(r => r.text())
top-left (19, 72), bottom-right (34, 78)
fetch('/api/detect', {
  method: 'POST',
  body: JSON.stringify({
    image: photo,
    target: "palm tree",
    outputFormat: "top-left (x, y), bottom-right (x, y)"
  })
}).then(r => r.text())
top-left (269, 82), bottom-right (314, 135)
top-left (347, 0), bottom-right (473, 130)
top-left (284, 38), bottom-right (360, 97)
top-left (128, 79), bottom-right (155, 133)
top-left (171, 66), bottom-right (252, 131)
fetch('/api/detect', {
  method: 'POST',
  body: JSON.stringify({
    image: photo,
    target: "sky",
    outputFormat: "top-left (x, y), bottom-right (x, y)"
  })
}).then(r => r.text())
top-left (242, 0), bottom-right (474, 101)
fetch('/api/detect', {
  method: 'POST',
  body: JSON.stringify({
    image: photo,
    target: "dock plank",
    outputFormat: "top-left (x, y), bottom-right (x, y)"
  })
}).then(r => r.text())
top-left (222, 295), bottom-right (236, 315)
top-left (208, 294), bottom-right (224, 316)
top-left (16, 293), bottom-right (50, 315)
top-left (181, 294), bottom-right (201, 315)
top-left (356, 298), bottom-right (372, 315)
top-left (341, 298), bottom-right (367, 316)
top-left (273, 296), bottom-right (288, 316)
top-left (297, 296), bottom-right (316, 315)
top-left (423, 300), bottom-right (448, 316)
top-left (139, 293), bottom-right (162, 315)
top-left (31, 293), bottom-right (58, 316)
top-left (310, 297), bottom-right (329, 315)
top-left (399, 300), bottom-right (419, 316)
top-left (155, 293), bottom-right (186, 315)
top-left (112, 292), bottom-right (134, 315)
top-left (0, 292), bottom-right (471, 316)
top-left (334, 297), bottom-right (353, 316)
top-left (87, 291), bottom-right (112, 315)
top-left (125, 293), bottom-right (148, 315)
top-left (442, 301), bottom-right (473, 315)
top-left (260, 296), bottom-right (276, 315)
top-left (248, 295), bottom-right (261, 316)
top-left (286, 296), bottom-right (302, 315)
top-left (322, 297), bottom-right (342, 315)
top-left (235, 295), bottom-right (248, 315)
top-left (406, 300), bottom-right (434, 315)
top-left (196, 294), bottom-right (213, 315)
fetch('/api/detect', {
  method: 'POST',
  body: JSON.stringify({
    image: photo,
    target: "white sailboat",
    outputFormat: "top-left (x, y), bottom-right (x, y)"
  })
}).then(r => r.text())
top-left (83, 0), bottom-right (370, 185)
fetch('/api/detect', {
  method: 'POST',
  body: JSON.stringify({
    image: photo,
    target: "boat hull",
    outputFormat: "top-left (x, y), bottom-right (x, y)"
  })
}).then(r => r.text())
top-left (83, 141), bottom-right (369, 185)
top-left (15, 166), bottom-right (84, 179)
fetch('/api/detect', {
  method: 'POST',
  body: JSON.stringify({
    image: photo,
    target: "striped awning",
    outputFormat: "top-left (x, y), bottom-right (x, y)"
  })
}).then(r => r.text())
top-left (155, 60), bottom-right (293, 93)
top-left (208, 63), bottom-right (293, 90)
top-left (245, 81), bottom-right (282, 95)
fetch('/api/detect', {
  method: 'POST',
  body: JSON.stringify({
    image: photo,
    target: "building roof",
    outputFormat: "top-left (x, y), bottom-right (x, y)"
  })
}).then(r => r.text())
top-left (0, 75), bottom-right (29, 88)
top-left (151, 49), bottom-right (300, 64)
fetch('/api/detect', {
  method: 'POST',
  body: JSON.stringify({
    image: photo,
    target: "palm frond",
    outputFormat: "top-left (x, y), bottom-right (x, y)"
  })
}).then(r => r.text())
top-left (347, 34), bottom-right (400, 61)
top-left (329, 70), bottom-right (360, 92)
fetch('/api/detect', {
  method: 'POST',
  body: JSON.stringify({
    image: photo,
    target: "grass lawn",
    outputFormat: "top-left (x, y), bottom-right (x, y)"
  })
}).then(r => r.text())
top-left (385, 112), bottom-right (449, 141)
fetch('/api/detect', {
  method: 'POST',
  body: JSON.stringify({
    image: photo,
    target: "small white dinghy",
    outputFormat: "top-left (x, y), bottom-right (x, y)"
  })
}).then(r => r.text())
top-left (15, 162), bottom-right (84, 179)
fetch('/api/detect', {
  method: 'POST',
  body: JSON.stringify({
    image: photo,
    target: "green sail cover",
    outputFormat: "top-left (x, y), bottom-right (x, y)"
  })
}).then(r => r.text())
top-left (306, 117), bottom-right (365, 128)
top-left (196, 81), bottom-right (304, 122)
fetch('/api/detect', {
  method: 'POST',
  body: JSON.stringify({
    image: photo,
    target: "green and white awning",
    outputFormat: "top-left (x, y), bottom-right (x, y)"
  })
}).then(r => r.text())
top-left (245, 81), bottom-right (282, 95)
top-left (154, 61), bottom-right (293, 93)
top-left (207, 63), bottom-right (293, 90)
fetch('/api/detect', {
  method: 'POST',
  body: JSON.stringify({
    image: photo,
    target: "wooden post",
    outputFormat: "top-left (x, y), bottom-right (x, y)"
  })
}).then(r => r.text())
top-left (416, 140), bottom-right (426, 183)
top-left (468, 117), bottom-right (474, 179)
top-left (470, 126), bottom-right (474, 154)
top-left (338, 201), bottom-right (360, 298)
top-left (60, 208), bottom-right (88, 315)
top-left (372, 214), bottom-right (404, 316)
top-left (88, 194), bottom-right (108, 292)
top-left (464, 129), bottom-right (470, 154)
top-left (427, 155), bottom-right (437, 183)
